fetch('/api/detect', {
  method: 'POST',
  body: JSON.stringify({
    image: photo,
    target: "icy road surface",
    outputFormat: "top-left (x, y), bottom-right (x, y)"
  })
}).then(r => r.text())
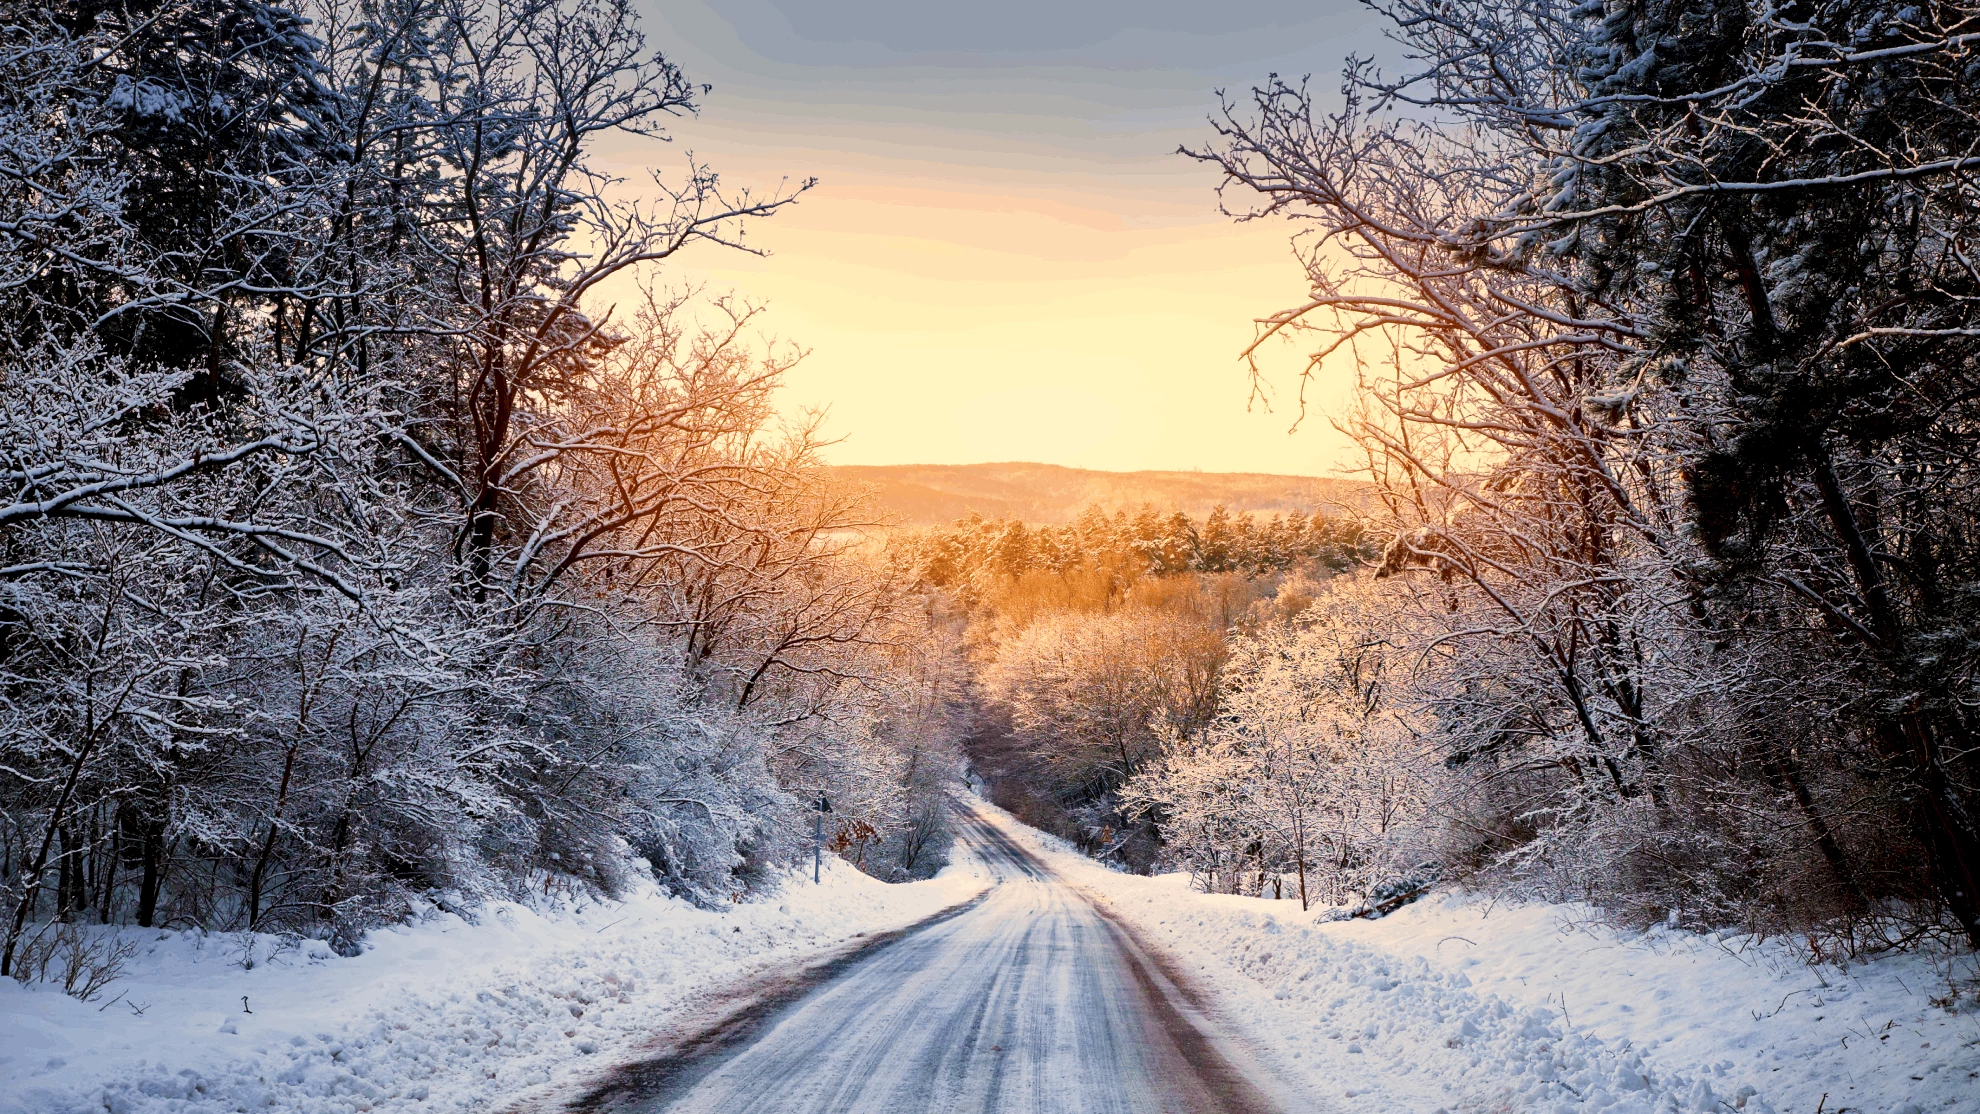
top-left (594, 808), bottom-right (1288, 1114)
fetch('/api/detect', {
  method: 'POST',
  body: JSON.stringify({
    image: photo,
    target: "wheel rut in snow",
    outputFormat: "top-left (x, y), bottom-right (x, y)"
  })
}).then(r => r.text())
top-left (563, 805), bottom-right (1286, 1114)
top-left (966, 809), bottom-right (1284, 1114)
top-left (561, 889), bottom-right (994, 1113)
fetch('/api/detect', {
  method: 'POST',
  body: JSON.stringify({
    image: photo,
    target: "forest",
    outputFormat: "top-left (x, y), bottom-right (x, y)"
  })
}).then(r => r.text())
top-left (0, 0), bottom-right (968, 982)
top-left (889, 505), bottom-right (1369, 868)
top-left (8, 0), bottom-right (1980, 1011)
top-left (920, 0), bottom-right (1980, 958)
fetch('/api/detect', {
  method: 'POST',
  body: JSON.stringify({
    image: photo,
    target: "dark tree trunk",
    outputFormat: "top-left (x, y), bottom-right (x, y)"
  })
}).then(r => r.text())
top-left (1765, 753), bottom-right (1866, 913)
top-left (136, 813), bottom-right (169, 929)
top-left (247, 741), bottom-right (302, 931)
top-left (1883, 716), bottom-right (1980, 947)
top-left (99, 810), bottom-right (119, 925)
top-left (57, 825), bottom-right (78, 921)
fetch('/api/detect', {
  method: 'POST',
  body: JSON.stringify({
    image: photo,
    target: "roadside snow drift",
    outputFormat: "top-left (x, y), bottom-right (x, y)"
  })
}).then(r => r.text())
top-left (975, 803), bottom-right (1980, 1114)
top-left (9, 805), bottom-right (1976, 1114)
top-left (0, 862), bottom-right (983, 1114)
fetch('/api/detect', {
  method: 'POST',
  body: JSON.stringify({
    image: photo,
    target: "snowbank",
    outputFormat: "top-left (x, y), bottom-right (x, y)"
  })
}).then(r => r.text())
top-left (13, 804), bottom-right (1973, 1114)
top-left (0, 861), bottom-right (985, 1114)
top-left (977, 803), bottom-right (1980, 1114)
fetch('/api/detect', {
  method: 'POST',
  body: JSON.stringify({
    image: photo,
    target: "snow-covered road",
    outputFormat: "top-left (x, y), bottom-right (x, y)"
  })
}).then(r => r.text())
top-left (583, 808), bottom-right (1290, 1114)
top-left (10, 801), bottom-right (1968, 1114)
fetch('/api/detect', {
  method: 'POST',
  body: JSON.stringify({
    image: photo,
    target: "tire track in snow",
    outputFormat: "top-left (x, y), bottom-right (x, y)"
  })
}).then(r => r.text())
top-left (571, 806), bottom-right (1289, 1114)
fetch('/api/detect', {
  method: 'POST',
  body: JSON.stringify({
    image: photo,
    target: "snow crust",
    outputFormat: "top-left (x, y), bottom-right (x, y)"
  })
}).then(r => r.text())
top-left (0, 862), bottom-right (984, 1114)
top-left (977, 803), bottom-right (1980, 1114)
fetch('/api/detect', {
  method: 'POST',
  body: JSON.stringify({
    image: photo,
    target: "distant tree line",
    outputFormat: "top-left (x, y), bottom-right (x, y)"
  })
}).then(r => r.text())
top-left (909, 504), bottom-right (1373, 590)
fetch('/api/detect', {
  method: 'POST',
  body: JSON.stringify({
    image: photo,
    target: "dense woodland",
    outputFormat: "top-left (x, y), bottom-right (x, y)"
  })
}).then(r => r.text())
top-left (919, 0), bottom-right (1980, 957)
top-left (894, 506), bottom-right (1372, 869)
top-left (913, 505), bottom-right (1370, 585)
top-left (0, 0), bottom-right (966, 981)
top-left (1129, 0), bottom-right (1980, 953)
top-left (7, 0), bottom-right (1980, 1000)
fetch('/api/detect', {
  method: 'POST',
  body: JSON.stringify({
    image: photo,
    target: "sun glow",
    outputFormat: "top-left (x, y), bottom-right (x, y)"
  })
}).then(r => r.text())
top-left (622, 0), bottom-right (1382, 476)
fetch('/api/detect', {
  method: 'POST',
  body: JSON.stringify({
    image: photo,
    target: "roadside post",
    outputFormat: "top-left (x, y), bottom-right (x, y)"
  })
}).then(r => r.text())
top-left (812, 795), bottom-right (831, 884)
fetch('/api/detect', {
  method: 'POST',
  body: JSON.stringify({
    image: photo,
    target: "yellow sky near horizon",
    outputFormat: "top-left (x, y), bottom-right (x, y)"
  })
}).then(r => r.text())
top-left (618, 0), bottom-right (1384, 476)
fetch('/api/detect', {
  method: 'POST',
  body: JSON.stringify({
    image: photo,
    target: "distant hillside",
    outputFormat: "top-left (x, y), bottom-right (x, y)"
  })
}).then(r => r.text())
top-left (832, 462), bottom-right (1372, 527)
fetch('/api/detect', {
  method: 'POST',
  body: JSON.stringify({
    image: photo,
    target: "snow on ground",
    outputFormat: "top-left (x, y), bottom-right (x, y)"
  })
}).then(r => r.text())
top-left (977, 801), bottom-right (1980, 1114)
top-left (10, 804), bottom-right (1976, 1114)
top-left (0, 861), bottom-right (985, 1114)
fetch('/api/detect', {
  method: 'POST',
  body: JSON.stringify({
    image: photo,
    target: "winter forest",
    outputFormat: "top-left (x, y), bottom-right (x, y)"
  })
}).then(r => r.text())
top-left (5, 0), bottom-right (1980, 1096)
top-left (0, 0), bottom-right (977, 981)
top-left (919, 0), bottom-right (1980, 962)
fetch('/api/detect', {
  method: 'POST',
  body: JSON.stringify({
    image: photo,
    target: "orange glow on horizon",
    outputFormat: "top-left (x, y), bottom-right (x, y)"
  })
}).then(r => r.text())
top-left (615, 0), bottom-right (1380, 478)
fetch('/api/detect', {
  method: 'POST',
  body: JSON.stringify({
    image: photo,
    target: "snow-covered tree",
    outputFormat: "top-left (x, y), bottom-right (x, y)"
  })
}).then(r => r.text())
top-left (0, 0), bottom-right (961, 976)
top-left (1199, 0), bottom-right (1980, 943)
top-left (1130, 577), bottom-right (1436, 907)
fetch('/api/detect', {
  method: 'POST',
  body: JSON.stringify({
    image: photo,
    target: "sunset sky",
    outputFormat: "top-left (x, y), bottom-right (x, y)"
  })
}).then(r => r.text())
top-left (627, 0), bottom-right (1383, 476)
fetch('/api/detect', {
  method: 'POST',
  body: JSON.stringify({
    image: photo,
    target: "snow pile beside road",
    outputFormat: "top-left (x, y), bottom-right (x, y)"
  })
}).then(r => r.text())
top-left (1316, 896), bottom-right (1980, 1114)
top-left (0, 862), bottom-right (984, 1114)
top-left (980, 803), bottom-right (1980, 1114)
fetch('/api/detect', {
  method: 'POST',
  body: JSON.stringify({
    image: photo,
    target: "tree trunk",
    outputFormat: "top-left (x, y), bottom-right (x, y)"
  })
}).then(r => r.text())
top-left (56, 824), bottom-right (77, 921)
top-left (1293, 812), bottom-right (1310, 912)
top-left (247, 742), bottom-right (301, 931)
top-left (1884, 715), bottom-right (1980, 947)
top-left (99, 809), bottom-right (119, 925)
top-left (2, 726), bottom-right (106, 976)
top-left (136, 813), bottom-right (169, 929)
top-left (1764, 753), bottom-right (1866, 913)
